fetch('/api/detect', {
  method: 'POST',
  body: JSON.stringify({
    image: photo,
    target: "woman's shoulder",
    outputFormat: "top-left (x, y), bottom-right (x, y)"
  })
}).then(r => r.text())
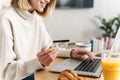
top-left (0, 6), bottom-right (16, 20)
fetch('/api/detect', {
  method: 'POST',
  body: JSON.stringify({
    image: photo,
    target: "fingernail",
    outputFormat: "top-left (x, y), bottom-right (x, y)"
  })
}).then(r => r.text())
top-left (91, 57), bottom-right (93, 61)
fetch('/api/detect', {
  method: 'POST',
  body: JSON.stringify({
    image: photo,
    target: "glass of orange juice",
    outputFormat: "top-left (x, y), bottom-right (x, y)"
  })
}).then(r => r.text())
top-left (102, 50), bottom-right (120, 80)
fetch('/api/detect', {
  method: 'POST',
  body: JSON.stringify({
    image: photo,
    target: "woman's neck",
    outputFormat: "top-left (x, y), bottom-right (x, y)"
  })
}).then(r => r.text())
top-left (28, 8), bottom-right (34, 13)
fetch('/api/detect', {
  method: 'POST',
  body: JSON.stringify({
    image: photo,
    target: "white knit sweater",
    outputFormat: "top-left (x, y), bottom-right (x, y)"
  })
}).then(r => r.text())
top-left (0, 6), bottom-right (71, 80)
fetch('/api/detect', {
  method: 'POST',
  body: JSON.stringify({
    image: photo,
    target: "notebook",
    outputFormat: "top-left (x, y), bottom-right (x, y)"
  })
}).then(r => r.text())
top-left (50, 57), bottom-right (102, 77)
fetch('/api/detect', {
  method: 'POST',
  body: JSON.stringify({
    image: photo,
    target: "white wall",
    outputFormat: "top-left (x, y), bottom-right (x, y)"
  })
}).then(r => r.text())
top-left (45, 0), bottom-right (120, 42)
top-left (1, 0), bottom-right (120, 42)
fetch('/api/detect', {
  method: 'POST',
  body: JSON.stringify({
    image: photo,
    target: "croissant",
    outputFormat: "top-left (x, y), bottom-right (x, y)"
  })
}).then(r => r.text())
top-left (58, 69), bottom-right (82, 80)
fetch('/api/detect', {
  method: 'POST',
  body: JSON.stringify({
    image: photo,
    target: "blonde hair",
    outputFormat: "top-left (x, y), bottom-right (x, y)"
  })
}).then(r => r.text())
top-left (11, 0), bottom-right (56, 17)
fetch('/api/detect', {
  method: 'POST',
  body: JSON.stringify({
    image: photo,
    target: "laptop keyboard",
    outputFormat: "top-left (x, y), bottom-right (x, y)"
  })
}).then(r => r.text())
top-left (74, 58), bottom-right (101, 73)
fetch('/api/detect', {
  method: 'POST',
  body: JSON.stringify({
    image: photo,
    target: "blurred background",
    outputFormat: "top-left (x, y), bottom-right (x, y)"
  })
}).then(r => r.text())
top-left (1, 0), bottom-right (120, 49)
top-left (44, 0), bottom-right (120, 42)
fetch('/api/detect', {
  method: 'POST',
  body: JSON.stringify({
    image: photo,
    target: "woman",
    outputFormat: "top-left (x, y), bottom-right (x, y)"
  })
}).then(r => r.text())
top-left (0, 0), bottom-right (93, 80)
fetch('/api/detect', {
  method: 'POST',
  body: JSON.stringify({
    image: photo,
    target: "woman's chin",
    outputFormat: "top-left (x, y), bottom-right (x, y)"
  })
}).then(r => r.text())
top-left (37, 8), bottom-right (44, 12)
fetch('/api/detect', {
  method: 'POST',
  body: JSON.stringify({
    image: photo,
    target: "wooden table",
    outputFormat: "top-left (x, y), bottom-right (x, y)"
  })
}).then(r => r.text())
top-left (35, 57), bottom-right (104, 80)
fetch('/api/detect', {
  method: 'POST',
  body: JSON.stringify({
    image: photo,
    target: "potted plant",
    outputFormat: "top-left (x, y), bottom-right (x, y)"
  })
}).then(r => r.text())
top-left (112, 14), bottom-right (120, 38)
top-left (96, 15), bottom-right (120, 49)
top-left (96, 15), bottom-right (120, 38)
top-left (96, 16), bottom-right (114, 37)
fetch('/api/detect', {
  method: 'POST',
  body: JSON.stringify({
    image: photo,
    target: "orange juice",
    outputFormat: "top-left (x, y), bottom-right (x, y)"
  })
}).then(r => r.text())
top-left (102, 58), bottom-right (120, 80)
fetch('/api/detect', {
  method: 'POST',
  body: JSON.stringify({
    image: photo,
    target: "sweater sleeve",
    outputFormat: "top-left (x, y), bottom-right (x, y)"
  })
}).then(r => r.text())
top-left (0, 16), bottom-right (44, 80)
top-left (57, 48), bottom-right (72, 57)
top-left (40, 20), bottom-right (53, 50)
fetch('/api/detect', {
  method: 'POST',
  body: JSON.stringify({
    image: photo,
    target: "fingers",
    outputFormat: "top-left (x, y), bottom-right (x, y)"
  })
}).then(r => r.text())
top-left (86, 51), bottom-right (93, 61)
top-left (45, 51), bottom-right (58, 66)
top-left (74, 54), bottom-right (84, 60)
top-left (42, 47), bottom-right (59, 55)
top-left (37, 48), bottom-right (59, 66)
top-left (72, 49), bottom-right (93, 60)
top-left (46, 53), bottom-right (56, 66)
top-left (42, 48), bottom-right (54, 55)
top-left (71, 50), bottom-right (84, 60)
top-left (76, 49), bottom-right (93, 60)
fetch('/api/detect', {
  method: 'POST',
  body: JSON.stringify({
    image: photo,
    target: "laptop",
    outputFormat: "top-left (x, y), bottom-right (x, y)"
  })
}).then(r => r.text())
top-left (50, 57), bottom-right (102, 78)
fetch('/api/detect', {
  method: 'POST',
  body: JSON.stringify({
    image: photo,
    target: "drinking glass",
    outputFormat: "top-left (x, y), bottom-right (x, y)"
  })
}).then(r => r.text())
top-left (101, 50), bottom-right (120, 80)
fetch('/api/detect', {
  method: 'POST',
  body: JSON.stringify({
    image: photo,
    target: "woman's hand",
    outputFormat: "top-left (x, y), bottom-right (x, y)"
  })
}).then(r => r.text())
top-left (70, 49), bottom-right (93, 61)
top-left (37, 47), bottom-right (59, 66)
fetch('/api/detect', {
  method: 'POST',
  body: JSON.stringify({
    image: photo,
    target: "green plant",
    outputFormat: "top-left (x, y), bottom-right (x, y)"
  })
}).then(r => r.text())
top-left (96, 15), bottom-right (120, 38)
top-left (112, 14), bottom-right (120, 37)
